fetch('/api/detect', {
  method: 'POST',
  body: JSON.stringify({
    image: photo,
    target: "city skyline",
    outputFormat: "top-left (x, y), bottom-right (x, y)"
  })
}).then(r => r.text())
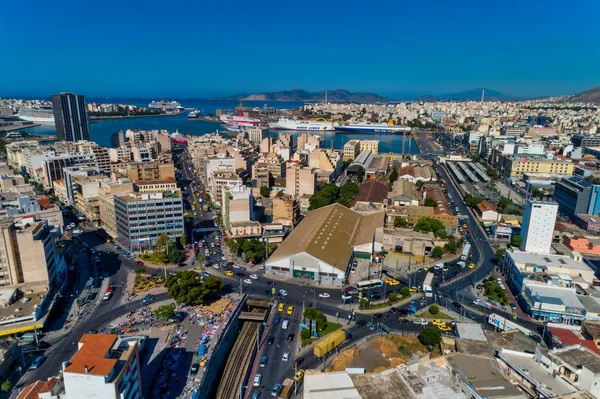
top-left (1, 0), bottom-right (599, 98)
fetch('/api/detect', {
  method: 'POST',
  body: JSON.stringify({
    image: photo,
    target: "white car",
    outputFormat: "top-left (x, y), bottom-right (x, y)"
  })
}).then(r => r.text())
top-left (212, 264), bottom-right (220, 269)
top-left (243, 279), bottom-right (253, 284)
top-left (250, 274), bottom-right (258, 280)
top-left (232, 264), bottom-right (240, 269)
top-left (222, 256), bottom-right (227, 261)
top-left (279, 289), bottom-right (287, 296)
top-left (282, 352), bottom-right (290, 361)
top-left (318, 293), bottom-right (330, 298)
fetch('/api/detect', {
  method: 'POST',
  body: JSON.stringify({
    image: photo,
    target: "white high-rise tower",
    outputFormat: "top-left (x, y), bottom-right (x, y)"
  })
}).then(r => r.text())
top-left (520, 200), bottom-right (558, 254)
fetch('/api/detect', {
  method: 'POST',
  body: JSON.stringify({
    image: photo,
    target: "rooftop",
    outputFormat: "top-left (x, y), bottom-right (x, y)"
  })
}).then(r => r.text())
top-left (267, 203), bottom-right (384, 271)
top-left (456, 323), bottom-right (487, 341)
top-left (525, 284), bottom-right (584, 310)
top-left (456, 330), bottom-right (537, 357)
top-left (446, 353), bottom-right (524, 398)
top-left (550, 345), bottom-right (600, 373)
top-left (508, 251), bottom-right (592, 272)
top-left (16, 378), bottom-right (61, 399)
top-left (64, 334), bottom-right (136, 380)
top-left (304, 370), bottom-right (362, 399)
top-left (352, 180), bottom-right (389, 205)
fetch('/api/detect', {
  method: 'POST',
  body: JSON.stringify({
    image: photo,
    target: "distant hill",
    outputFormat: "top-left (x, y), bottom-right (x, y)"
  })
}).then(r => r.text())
top-left (563, 86), bottom-right (600, 104)
top-left (423, 88), bottom-right (511, 101)
top-left (212, 89), bottom-right (388, 103)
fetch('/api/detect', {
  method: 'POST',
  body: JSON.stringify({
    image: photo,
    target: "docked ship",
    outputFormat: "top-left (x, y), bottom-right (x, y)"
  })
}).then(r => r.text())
top-left (169, 130), bottom-right (189, 144)
top-left (334, 121), bottom-right (411, 134)
top-left (219, 113), bottom-right (261, 127)
top-left (225, 124), bottom-right (244, 133)
top-left (268, 118), bottom-right (334, 131)
top-left (149, 100), bottom-right (181, 110)
top-left (17, 108), bottom-right (55, 124)
top-left (188, 109), bottom-right (201, 118)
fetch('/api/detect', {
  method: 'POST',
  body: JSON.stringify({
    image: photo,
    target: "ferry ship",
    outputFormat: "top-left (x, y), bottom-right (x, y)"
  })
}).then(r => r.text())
top-left (149, 100), bottom-right (181, 110)
top-left (268, 118), bottom-right (334, 131)
top-left (334, 121), bottom-right (411, 134)
top-left (219, 113), bottom-right (261, 126)
top-left (169, 130), bottom-right (189, 144)
top-left (188, 109), bottom-right (201, 118)
top-left (17, 108), bottom-right (55, 124)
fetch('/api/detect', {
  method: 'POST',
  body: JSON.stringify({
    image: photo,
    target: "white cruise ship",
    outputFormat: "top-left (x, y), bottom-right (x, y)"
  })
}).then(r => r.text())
top-left (219, 113), bottom-right (261, 126)
top-left (268, 118), bottom-right (334, 131)
top-left (17, 108), bottom-right (55, 124)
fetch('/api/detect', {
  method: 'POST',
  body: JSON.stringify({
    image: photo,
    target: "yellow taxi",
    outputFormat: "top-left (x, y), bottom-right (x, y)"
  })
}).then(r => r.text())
top-left (409, 286), bottom-right (418, 292)
top-left (224, 270), bottom-right (233, 276)
top-left (287, 305), bottom-right (294, 315)
top-left (193, 212), bottom-right (197, 217)
top-left (469, 263), bottom-right (475, 269)
top-left (423, 266), bottom-right (429, 272)
top-left (278, 303), bottom-right (285, 312)
top-left (438, 325), bottom-right (452, 331)
top-left (458, 227), bottom-right (464, 233)
top-left (463, 224), bottom-right (468, 229)
top-left (385, 278), bottom-right (399, 286)
top-left (184, 212), bottom-right (190, 217)
top-left (431, 320), bottom-right (445, 326)
top-left (293, 369), bottom-right (305, 382)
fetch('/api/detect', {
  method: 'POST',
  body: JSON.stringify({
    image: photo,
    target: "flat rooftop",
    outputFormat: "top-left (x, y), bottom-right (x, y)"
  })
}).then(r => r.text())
top-left (509, 251), bottom-right (593, 272)
top-left (551, 346), bottom-right (600, 373)
top-left (351, 369), bottom-right (417, 399)
top-left (456, 323), bottom-right (487, 341)
top-left (304, 371), bottom-right (361, 399)
top-left (457, 330), bottom-right (537, 357)
top-left (525, 285), bottom-right (584, 309)
top-left (499, 350), bottom-right (574, 396)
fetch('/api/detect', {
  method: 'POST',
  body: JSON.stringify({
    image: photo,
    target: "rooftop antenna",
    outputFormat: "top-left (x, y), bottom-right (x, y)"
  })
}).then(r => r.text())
top-left (481, 89), bottom-right (485, 103)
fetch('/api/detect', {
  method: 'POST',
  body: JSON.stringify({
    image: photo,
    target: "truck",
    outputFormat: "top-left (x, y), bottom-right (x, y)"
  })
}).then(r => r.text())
top-left (460, 243), bottom-right (472, 261)
top-left (278, 378), bottom-right (294, 399)
top-left (473, 299), bottom-right (492, 309)
top-left (313, 329), bottom-right (350, 358)
top-left (487, 313), bottom-right (534, 336)
top-left (456, 261), bottom-right (466, 269)
top-left (423, 273), bottom-right (434, 298)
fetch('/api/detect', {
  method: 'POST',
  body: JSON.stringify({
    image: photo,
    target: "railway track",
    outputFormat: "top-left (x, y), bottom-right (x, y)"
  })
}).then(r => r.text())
top-left (216, 321), bottom-right (259, 399)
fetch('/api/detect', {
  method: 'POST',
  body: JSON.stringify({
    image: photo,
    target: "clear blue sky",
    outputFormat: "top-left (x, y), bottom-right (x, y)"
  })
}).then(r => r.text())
top-left (1, 0), bottom-right (598, 99)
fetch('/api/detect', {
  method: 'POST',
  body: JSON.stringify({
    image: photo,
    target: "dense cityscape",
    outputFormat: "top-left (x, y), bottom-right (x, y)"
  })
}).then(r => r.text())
top-left (0, 87), bottom-right (598, 399)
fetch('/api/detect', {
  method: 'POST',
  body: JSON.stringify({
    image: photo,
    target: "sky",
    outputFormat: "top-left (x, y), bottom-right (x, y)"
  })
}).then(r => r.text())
top-left (1, 0), bottom-right (599, 99)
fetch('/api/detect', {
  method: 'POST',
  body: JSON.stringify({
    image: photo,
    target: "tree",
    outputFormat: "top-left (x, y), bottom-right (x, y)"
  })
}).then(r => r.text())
top-left (394, 217), bottom-right (408, 228)
top-left (388, 292), bottom-right (398, 302)
top-left (276, 190), bottom-right (284, 198)
top-left (260, 186), bottom-right (270, 197)
top-left (400, 287), bottom-right (410, 298)
top-left (511, 235), bottom-right (522, 248)
top-left (418, 327), bottom-right (442, 348)
top-left (416, 180), bottom-right (425, 190)
top-left (165, 271), bottom-right (224, 305)
top-left (431, 246), bottom-right (444, 259)
top-left (337, 182), bottom-right (359, 207)
top-left (429, 304), bottom-right (440, 315)
top-left (413, 217), bottom-right (445, 237)
top-left (424, 197), bottom-right (438, 208)
top-left (443, 241), bottom-right (458, 254)
top-left (155, 304), bottom-right (176, 320)
top-left (497, 197), bottom-right (511, 212)
top-left (495, 248), bottom-right (506, 264)
top-left (300, 329), bottom-right (311, 339)
top-left (359, 298), bottom-right (369, 310)
top-left (309, 183), bottom-right (340, 210)
top-left (464, 194), bottom-right (483, 208)
top-left (1, 380), bottom-right (11, 392)
top-left (155, 250), bottom-right (167, 264)
top-left (180, 234), bottom-right (187, 247)
top-left (156, 233), bottom-right (170, 249)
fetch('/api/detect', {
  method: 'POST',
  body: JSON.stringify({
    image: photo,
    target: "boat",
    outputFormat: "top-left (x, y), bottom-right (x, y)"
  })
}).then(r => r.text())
top-left (188, 109), bottom-right (201, 118)
top-left (149, 100), bottom-right (181, 110)
top-left (225, 124), bottom-right (244, 133)
top-left (169, 130), bottom-right (189, 144)
top-left (219, 113), bottom-right (260, 126)
top-left (17, 108), bottom-right (55, 124)
top-left (268, 118), bottom-right (334, 131)
top-left (172, 106), bottom-right (185, 114)
top-left (334, 120), bottom-right (411, 134)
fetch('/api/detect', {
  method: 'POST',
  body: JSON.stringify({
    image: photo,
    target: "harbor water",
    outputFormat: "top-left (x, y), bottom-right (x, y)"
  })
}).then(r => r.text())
top-left (18, 99), bottom-right (419, 154)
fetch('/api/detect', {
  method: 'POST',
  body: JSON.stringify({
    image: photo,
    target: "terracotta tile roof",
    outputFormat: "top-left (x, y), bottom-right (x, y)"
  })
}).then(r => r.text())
top-left (64, 334), bottom-right (118, 377)
top-left (16, 378), bottom-right (58, 399)
top-left (353, 180), bottom-right (389, 205)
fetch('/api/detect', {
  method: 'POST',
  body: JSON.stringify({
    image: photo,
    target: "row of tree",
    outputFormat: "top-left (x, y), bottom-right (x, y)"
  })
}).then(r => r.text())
top-left (223, 237), bottom-right (275, 264)
top-left (165, 270), bottom-right (224, 305)
top-left (308, 182), bottom-right (359, 210)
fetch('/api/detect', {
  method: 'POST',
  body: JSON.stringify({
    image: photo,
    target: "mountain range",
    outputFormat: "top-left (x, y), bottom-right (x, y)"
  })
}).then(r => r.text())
top-left (561, 86), bottom-right (600, 104)
top-left (212, 89), bottom-right (389, 103)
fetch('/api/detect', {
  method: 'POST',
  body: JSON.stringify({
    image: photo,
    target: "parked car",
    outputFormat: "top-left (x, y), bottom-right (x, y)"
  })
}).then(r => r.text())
top-left (190, 363), bottom-right (200, 375)
top-left (260, 356), bottom-right (268, 367)
top-left (253, 374), bottom-right (262, 387)
top-left (271, 383), bottom-right (282, 397)
top-left (29, 356), bottom-right (46, 370)
top-left (142, 295), bottom-right (154, 305)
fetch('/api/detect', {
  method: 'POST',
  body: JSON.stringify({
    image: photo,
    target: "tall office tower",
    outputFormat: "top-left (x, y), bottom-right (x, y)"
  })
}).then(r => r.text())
top-left (51, 92), bottom-right (90, 142)
top-left (520, 200), bottom-right (558, 254)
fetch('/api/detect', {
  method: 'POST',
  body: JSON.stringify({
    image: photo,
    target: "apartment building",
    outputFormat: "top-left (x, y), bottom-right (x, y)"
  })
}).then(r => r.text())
top-left (222, 186), bottom-right (254, 234)
top-left (285, 161), bottom-right (316, 198)
top-left (0, 219), bottom-right (65, 289)
top-left (74, 174), bottom-right (110, 225)
top-left (42, 153), bottom-right (97, 188)
top-left (359, 140), bottom-right (379, 155)
top-left (211, 170), bottom-right (243, 207)
top-left (272, 197), bottom-right (300, 226)
top-left (133, 179), bottom-right (177, 194)
top-left (343, 140), bottom-right (360, 161)
top-left (73, 141), bottom-right (111, 172)
top-left (521, 200), bottom-right (558, 254)
top-left (297, 132), bottom-right (322, 151)
top-left (499, 155), bottom-right (574, 179)
top-left (108, 146), bottom-right (131, 163)
top-left (5, 141), bottom-right (40, 170)
top-left (252, 153), bottom-right (285, 187)
top-left (62, 166), bottom-right (101, 206)
top-left (114, 190), bottom-right (184, 253)
top-left (554, 176), bottom-right (600, 219)
top-left (247, 127), bottom-right (267, 146)
top-left (98, 178), bottom-right (134, 239)
top-left (111, 161), bottom-right (175, 182)
top-left (26, 334), bottom-right (143, 399)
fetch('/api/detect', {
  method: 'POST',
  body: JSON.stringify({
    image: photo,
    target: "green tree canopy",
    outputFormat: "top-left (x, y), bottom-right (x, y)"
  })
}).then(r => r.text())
top-left (388, 167), bottom-right (398, 184)
top-left (495, 248), bottom-right (506, 264)
top-left (394, 217), bottom-right (408, 228)
top-left (443, 240), bottom-right (458, 254)
top-left (418, 326), bottom-right (442, 347)
top-left (1, 380), bottom-right (12, 392)
top-left (309, 183), bottom-right (340, 210)
top-left (416, 180), bottom-right (425, 190)
top-left (337, 182), bottom-right (359, 207)
top-left (511, 235), bottom-right (522, 248)
top-left (260, 185), bottom-right (270, 197)
top-left (388, 292), bottom-right (398, 302)
top-left (413, 217), bottom-right (446, 237)
top-left (155, 304), bottom-right (176, 320)
top-left (400, 287), bottom-right (410, 298)
top-left (165, 271), bottom-right (224, 305)
top-left (431, 246), bottom-right (444, 259)
top-left (464, 194), bottom-right (483, 208)
top-left (429, 304), bottom-right (440, 315)
top-left (424, 197), bottom-right (438, 208)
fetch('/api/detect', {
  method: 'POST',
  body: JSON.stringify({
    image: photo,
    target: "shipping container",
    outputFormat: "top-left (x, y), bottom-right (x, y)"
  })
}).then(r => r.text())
top-left (313, 329), bottom-right (349, 358)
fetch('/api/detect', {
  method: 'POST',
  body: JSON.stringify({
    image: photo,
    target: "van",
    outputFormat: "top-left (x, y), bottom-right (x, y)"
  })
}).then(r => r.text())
top-left (282, 320), bottom-right (289, 330)
top-left (253, 374), bottom-right (262, 387)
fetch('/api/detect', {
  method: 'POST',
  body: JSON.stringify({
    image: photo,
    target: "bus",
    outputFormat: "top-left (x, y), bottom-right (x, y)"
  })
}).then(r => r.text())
top-left (356, 279), bottom-right (383, 291)
top-left (423, 273), bottom-right (434, 297)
